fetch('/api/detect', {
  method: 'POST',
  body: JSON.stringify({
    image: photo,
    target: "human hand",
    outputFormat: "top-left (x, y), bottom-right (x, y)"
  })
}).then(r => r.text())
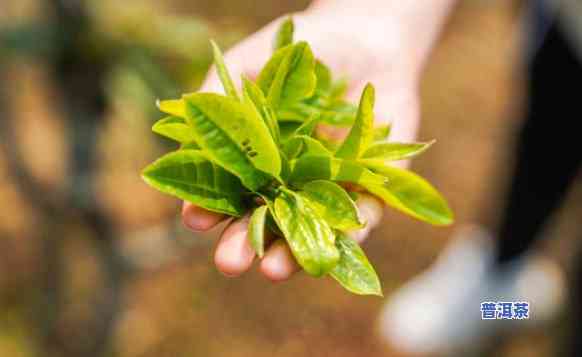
top-left (182, 0), bottom-right (450, 281)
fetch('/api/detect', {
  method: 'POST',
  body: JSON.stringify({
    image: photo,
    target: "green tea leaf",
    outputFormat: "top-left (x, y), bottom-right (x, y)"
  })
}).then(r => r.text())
top-left (152, 116), bottom-right (197, 144)
top-left (361, 140), bottom-right (435, 162)
top-left (330, 233), bottom-right (382, 296)
top-left (362, 163), bottom-right (454, 226)
top-left (293, 113), bottom-right (320, 137)
top-left (142, 150), bottom-right (245, 216)
top-left (180, 142), bottom-right (200, 150)
top-left (314, 60), bottom-right (332, 95)
top-left (277, 105), bottom-right (315, 122)
top-left (242, 75), bottom-right (280, 143)
top-left (373, 124), bottom-right (392, 141)
top-left (335, 83), bottom-right (375, 159)
top-left (278, 100), bottom-right (356, 126)
top-left (273, 189), bottom-right (339, 276)
top-left (297, 136), bottom-right (331, 156)
top-left (282, 136), bottom-right (304, 159)
top-left (279, 122), bottom-right (302, 141)
top-left (183, 93), bottom-right (281, 190)
top-left (257, 194), bottom-right (283, 236)
top-left (157, 99), bottom-right (186, 118)
top-left (289, 155), bottom-right (388, 187)
top-left (210, 40), bottom-right (239, 100)
top-left (300, 180), bottom-right (363, 231)
top-left (283, 135), bottom-right (332, 159)
top-left (248, 205), bottom-right (268, 257)
top-left (319, 101), bottom-right (357, 126)
top-left (273, 17), bottom-right (294, 51)
top-left (257, 42), bottom-right (316, 108)
top-left (279, 152), bottom-right (292, 183)
top-left (330, 77), bottom-right (348, 100)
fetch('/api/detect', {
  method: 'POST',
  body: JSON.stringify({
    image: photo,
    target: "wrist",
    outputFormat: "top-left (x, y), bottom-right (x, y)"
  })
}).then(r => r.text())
top-left (306, 0), bottom-right (455, 81)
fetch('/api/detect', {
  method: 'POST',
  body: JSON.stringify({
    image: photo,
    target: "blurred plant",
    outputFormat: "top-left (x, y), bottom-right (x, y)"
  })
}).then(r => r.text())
top-left (0, 0), bottom-right (244, 356)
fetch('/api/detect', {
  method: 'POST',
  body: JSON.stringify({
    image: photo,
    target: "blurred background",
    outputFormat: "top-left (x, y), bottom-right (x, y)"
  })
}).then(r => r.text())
top-left (1, 0), bottom-right (581, 356)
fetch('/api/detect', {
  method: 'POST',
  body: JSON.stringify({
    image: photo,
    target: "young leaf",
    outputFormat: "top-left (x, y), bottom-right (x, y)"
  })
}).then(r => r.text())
top-left (283, 135), bottom-right (331, 159)
top-left (248, 205), bottom-right (268, 257)
top-left (273, 189), bottom-right (339, 277)
top-left (293, 113), bottom-right (320, 137)
top-left (330, 77), bottom-right (348, 100)
top-left (299, 180), bottom-right (364, 231)
top-left (330, 233), bottom-right (382, 296)
top-left (273, 17), bottom-right (294, 51)
top-left (152, 116), bottom-right (197, 144)
top-left (335, 83), bottom-right (375, 159)
top-left (279, 152), bottom-right (292, 184)
top-left (180, 142), bottom-right (200, 150)
top-left (210, 40), bottom-right (239, 100)
top-left (257, 41), bottom-right (316, 108)
top-left (321, 101), bottom-right (358, 126)
top-left (361, 140), bottom-right (435, 162)
top-left (242, 75), bottom-right (280, 143)
top-left (277, 105), bottom-right (316, 122)
top-left (278, 100), bottom-right (357, 126)
top-left (142, 150), bottom-right (245, 216)
top-left (362, 163), bottom-right (454, 226)
top-left (183, 93), bottom-right (281, 190)
top-left (279, 121), bottom-right (302, 142)
top-left (289, 155), bottom-right (388, 187)
top-left (373, 124), bottom-right (392, 141)
top-left (314, 60), bottom-right (332, 95)
top-left (157, 99), bottom-right (186, 118)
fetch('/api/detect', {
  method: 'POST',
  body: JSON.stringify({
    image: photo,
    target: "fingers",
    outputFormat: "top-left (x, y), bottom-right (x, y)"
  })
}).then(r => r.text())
top-left (260, 239), bottom-right (301, 282)
top-left (211, 195), bottom-right (381, 279)
top-left (349, 193), bottom-right (384, 243)
top-left (257, 194), bottom-right (382, 281)
top-left (214, 216), bottom-right (255, 277)
top-left (182, 202), bottom-right (226, 232)
top-left (214, 218), bottom-right (300, 281)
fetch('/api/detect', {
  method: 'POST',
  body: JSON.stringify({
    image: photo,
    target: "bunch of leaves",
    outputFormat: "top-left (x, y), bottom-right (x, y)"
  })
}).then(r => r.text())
top-left (141, 18), bottom-right (454, 296)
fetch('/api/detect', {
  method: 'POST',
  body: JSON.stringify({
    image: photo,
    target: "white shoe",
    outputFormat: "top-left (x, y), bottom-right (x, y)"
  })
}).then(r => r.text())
top-left (378, 225), bottom-right (566, 355)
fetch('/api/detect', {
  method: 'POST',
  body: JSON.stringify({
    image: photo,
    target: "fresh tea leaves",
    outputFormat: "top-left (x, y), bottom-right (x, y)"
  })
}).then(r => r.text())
top-left (299, 180), bottom-right (363, 231)
top-left (183, 93), bottom-right (281, 190)
top-left (273, 189), bottom-right (339, 277)
top-left (331, 233), bottom-right (382, 296)
top-left (142, 150), bottom-right (246, 216)
top-left (335, 83), bottom-right (375, 159)
top-left (361, 140), bottom-right (435, 162)
top-left (257, 41), bottom-right (317, 109)
top-left (210, 40), bottom-right (239, 100)
top-left (362, 162), bottom-right (454, 226)
top-left (249, 205), bottom-right (269, 257)
top-left (273, 17), bottom-right (294, 51)
top-left (142, 18), bottom-right (454, 296)
top-left (152, 116), bottom-right (197, 144)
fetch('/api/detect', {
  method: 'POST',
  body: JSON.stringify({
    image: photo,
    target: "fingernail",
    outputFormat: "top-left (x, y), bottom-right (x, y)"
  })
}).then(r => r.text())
top-left (183, 215), bottom-right (204, 232)
top-left (349, 225), bottom-right (371, 244)
top-left (215, 227), bottom-right (254, 277)
top-left (358, 195), bottom-right (384, 229)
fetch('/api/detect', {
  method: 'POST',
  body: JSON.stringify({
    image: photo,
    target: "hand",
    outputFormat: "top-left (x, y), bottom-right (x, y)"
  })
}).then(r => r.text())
top-left (182, 1), bottom-right (432, 281)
